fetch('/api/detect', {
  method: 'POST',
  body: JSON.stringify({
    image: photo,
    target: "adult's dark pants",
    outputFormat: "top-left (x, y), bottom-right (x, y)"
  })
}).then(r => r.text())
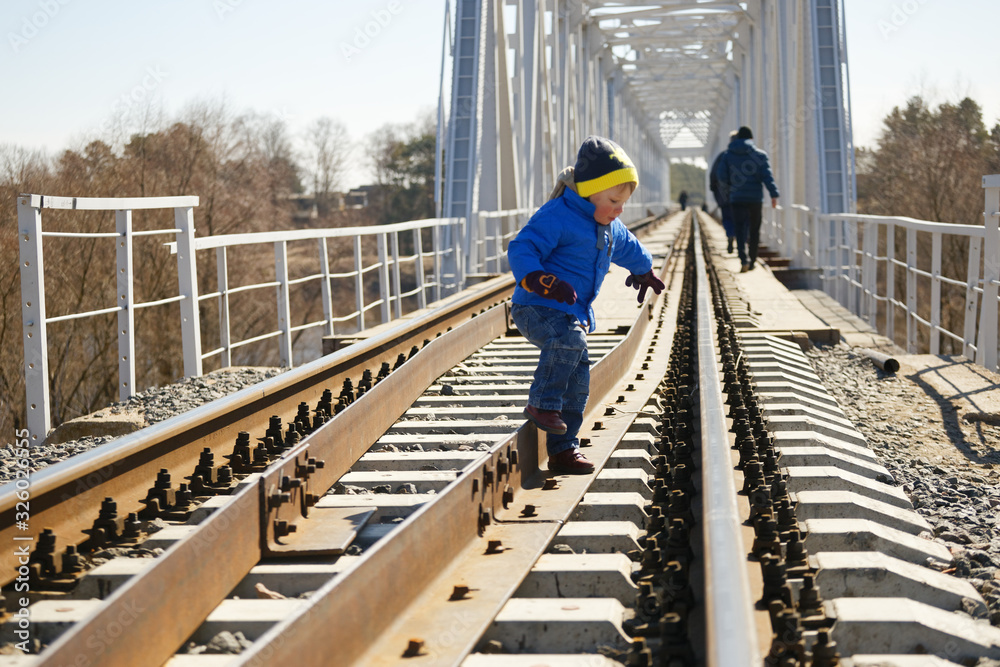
top-left (731, 201), bottom-right (762, 266)
top-left (720, 204), bottom-right (734, 239)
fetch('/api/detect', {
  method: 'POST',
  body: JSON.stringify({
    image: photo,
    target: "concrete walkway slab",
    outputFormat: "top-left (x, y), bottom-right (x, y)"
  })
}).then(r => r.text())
top-left (554, 521), bottom-right (643, 555)
top-left (814, 551), bottom-right (984, 614)
top-left (481, 598), bottom-right (630, 654)
top-left (773, 432), bottom-right (881, 464)
top-left (573, 492), bottom-right (649, 528)
top-left (516, 553), bottom-right (639, 605)
top-left (783, 467), bottom-right (910, 508)
top-left (777, 446), bottom-right (890, 480)
top-left (792, 490), bottom-right (932, 535)
top-left (591, 468), bottom-right (652, 498)
top-left (802, 518), bottom-right (952, 566)
top-left (828, 597), bottom-right (1000, 661)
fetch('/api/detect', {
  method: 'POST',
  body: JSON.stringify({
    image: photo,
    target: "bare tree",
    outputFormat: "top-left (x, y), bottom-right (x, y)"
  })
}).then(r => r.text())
top-left (857, 95), bottom-right (1000, 353)
top-left (305, 117), bottom-right (350, 216)
top-left (366, 112), bottom-right (437, 224)
top-left (0, 102), bottom-right (426, 436)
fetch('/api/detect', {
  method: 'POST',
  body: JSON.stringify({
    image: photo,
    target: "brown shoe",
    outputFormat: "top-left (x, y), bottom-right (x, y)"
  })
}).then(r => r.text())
top-left (524, 405), bottom-right (567, 434)
top-left (740, 263), bottom-right (750, 273)
top-left (549, 448), bottom-right (595, 475)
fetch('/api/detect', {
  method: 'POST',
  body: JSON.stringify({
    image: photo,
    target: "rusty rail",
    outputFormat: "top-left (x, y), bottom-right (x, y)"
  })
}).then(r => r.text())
top-left (36, 300), bottom-right (513, 665)
top-left (16, 215), bottom-right (685, 666)
top-left (0, 276), bottom-right (515, 592)
top-left (240, 224), bottom-right (683, 666)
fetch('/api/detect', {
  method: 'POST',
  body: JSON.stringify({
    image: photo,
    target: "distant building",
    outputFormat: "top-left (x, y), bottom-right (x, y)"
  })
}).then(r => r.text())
top-left (345, 186), bottom-right (375, 209)
top-left (284, 192), bottom-right (352, 221)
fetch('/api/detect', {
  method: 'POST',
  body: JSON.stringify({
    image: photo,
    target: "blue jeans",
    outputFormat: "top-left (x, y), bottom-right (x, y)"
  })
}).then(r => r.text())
top-left (511, 304), bottom-right (590, 455)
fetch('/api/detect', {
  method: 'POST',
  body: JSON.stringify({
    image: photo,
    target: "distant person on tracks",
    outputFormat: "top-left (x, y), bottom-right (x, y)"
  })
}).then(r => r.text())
top-left (507, 136), bottom-right (664, 475)
top-left (715, 126), bottom-right (779, 272)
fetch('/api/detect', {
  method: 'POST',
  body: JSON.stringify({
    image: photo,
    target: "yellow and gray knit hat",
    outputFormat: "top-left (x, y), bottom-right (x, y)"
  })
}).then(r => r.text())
top-left (573, 136), bottom-right (639, 198)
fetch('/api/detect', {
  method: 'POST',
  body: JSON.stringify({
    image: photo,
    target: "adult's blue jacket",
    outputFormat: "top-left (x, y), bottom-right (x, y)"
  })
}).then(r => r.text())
top-left (716, 138), bottom-right (779, 203)
top-left (709, 151), bottom-right (728, 205)
top-left (507, 188), bottom-right (652, 333)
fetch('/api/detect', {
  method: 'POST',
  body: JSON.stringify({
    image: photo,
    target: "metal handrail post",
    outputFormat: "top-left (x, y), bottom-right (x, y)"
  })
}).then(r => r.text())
top-left (810, 210), bottom-right (820, 269)
top-left (391, 231), bottom-right (402, 320)
top-left (886, 222), bottom-right (896, 343)
top-left (432, 224), bottom-right (443, 303)
top-left (319, 238), bottom-right (334, 337)
top-left (18, 196), bottom-right (50, 442)
top-left (455, 218), bottom-right (466, 292)
top-left (930, 231), bottom-right (942, 355)
top-left (216, 247), bottom-right (231, 368)
top-left (174, 205), bottom-right (203, 378)
top-left (274, 240), bottom-right (292, 368)
top-left (833, 217), bottom-right (840, 298)
top-left (354, 236), bottom-right (365, 331)
top-left (963, 235), bottom-right (982, 360)
top-left (414, 228), bottom-right (427, 310)
top-left (978, 174), bottom-right (1000, 370)
top-left (906, 227), bottom-right (918, 353)
top-left (846, 218), bottom-right (857, 314)
top-left (378, 234), bottom-right (391, 324)
top-left (862, 220), bottom-right (876, 325)
top-left (115, 210), bottom-right (136, 401)
top-left (786, 207), bottom-right (797, 265)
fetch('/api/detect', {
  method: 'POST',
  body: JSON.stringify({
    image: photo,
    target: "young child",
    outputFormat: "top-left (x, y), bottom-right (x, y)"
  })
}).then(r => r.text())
top-left (507, 136), bottom-right (664, 474)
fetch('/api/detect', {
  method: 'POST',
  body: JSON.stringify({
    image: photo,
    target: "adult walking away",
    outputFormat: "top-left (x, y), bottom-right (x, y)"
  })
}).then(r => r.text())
top-left (709, 130), bottom-right (737, 253)
top-left (678, 190), bottom-right (688, 211)
top-left (507, 136), bottom-right (664, 475)
top-left (716, 126), bottom-right (779, 272)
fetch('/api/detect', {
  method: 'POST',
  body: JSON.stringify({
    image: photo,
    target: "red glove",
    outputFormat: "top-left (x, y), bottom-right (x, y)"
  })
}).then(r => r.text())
top-left (521, 271), bottom-right (577, 304)
top-left (625, 270), bottom-right (665, 303)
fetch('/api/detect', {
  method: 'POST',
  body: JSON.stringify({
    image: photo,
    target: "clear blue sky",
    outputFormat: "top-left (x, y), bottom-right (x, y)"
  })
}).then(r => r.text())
top-left (844, 0), bottom-right (1000, 149)
top-left (1, 1), bottom-right (997, 188)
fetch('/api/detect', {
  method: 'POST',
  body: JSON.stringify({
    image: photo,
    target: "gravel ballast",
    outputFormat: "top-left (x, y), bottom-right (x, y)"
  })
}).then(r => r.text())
top-left (804, 342), bottom-right (1000, 628)
top-left (0, 367), bottom-right (282, 485)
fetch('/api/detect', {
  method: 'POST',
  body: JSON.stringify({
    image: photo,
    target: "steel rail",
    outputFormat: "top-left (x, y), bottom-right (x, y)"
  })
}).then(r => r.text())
top-left (35, 298), bottom-right (514, 666)
top-left (240, 224), bottom-right (683, 666)
top-left (0, 276), bottom-right (514, 589)
top-left (19, 214), bottom-right (678, 666)
top-left (694, 223), bottom-right (761, 666)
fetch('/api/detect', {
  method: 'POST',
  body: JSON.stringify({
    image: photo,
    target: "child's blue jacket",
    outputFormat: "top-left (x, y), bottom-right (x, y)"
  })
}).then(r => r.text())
top-left (507, 188), bottom-right (653, 332)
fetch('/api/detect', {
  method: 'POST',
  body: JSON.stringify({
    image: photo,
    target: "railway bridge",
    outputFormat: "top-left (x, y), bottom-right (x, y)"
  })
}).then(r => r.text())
top-left (8, 1), bottom-right (1000, 666)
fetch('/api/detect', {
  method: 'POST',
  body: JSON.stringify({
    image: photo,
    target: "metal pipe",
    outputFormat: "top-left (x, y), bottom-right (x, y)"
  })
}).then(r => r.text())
top-left (860, 348), bottom-right (900, 373)
top-left (695, 223), bottom-right (761, 667)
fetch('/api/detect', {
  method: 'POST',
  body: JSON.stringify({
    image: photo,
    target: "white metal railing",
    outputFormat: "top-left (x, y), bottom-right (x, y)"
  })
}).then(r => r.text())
top-left (165, 218), bottom-right (468, 371)
top-left (17, 193), bottom-right (537, 441)
top-left (472, 208), bottom-right (532, 274)
top-left (761, 175), bottom-right (1000, 372)
top-left (18, 194), bottom-right (200, 443)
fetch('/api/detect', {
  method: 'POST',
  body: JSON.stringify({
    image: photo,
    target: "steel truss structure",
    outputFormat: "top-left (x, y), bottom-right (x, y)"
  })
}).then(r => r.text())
top-left (438, 0), bottom-right (857, 258)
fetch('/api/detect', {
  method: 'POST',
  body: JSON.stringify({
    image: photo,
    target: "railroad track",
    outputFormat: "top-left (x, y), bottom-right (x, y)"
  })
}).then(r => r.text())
top-left (3, 212), bottom-right (999, 666)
